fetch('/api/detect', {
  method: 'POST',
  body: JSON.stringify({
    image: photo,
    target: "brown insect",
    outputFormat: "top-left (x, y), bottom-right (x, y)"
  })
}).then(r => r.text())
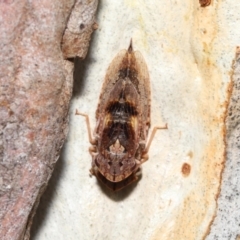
top-left (76, 40), bottom-right (167, 191)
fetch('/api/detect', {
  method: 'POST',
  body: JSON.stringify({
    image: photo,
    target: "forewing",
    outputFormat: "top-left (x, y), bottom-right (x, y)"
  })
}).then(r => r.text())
top-left (133, 50), bottom-right (151, 140)
top-left (96, 49), bottom-right (127, 119)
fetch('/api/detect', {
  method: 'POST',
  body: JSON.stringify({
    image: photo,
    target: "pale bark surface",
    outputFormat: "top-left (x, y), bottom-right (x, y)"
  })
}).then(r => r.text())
top-left (0, 0), bottom-right (97, 239)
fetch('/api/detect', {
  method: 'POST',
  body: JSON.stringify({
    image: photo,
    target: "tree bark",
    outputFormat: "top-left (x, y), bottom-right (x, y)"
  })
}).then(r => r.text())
top-left (0, 0), bottom-right (98, 239)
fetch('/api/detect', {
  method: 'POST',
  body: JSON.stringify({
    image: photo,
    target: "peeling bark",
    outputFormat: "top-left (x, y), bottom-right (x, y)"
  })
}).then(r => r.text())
top-left (0, 0), bottom-right (98, 239)
top-left (62, 0), bottom-right (98, 59)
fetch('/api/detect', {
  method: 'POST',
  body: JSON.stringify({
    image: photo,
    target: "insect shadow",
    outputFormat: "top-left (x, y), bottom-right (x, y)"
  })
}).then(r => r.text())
top-left (72, 30), bottom-right (98, 97)
top-left (30, 146), bottom-right (66, 238)
top-left (96, 173), bottom-right (143, 201)
top-left (73, 55), bottom-right (97, 97)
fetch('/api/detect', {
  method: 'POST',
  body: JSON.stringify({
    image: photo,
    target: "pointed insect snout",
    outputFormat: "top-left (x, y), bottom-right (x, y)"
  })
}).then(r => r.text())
top-left (128, 38), bottom-right (133, 53)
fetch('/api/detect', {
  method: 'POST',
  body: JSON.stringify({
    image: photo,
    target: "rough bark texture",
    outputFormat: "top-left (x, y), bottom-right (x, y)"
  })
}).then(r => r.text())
top-left (206, 48), bottom-right (240, 240)
top-left (0, 0), bottom-right (97, 239)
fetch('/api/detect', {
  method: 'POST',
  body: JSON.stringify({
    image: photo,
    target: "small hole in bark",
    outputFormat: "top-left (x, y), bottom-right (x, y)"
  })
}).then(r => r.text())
top-left (182, 163), bottom-right (191, 177)
top-left (79, 23), bottom-right (85, 30)
top-left (199, 0), bottom-right (211, 7)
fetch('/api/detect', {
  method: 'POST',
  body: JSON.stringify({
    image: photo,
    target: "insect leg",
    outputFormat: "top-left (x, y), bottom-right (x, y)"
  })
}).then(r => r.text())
top-left (75, 109), bottom-right (97, 145)
top-left (141, 123), bottom-right (168, 163)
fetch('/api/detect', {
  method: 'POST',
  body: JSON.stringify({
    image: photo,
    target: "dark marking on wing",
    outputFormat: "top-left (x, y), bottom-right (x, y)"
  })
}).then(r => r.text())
top-left (106, 101), bottom-right (138, 117)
